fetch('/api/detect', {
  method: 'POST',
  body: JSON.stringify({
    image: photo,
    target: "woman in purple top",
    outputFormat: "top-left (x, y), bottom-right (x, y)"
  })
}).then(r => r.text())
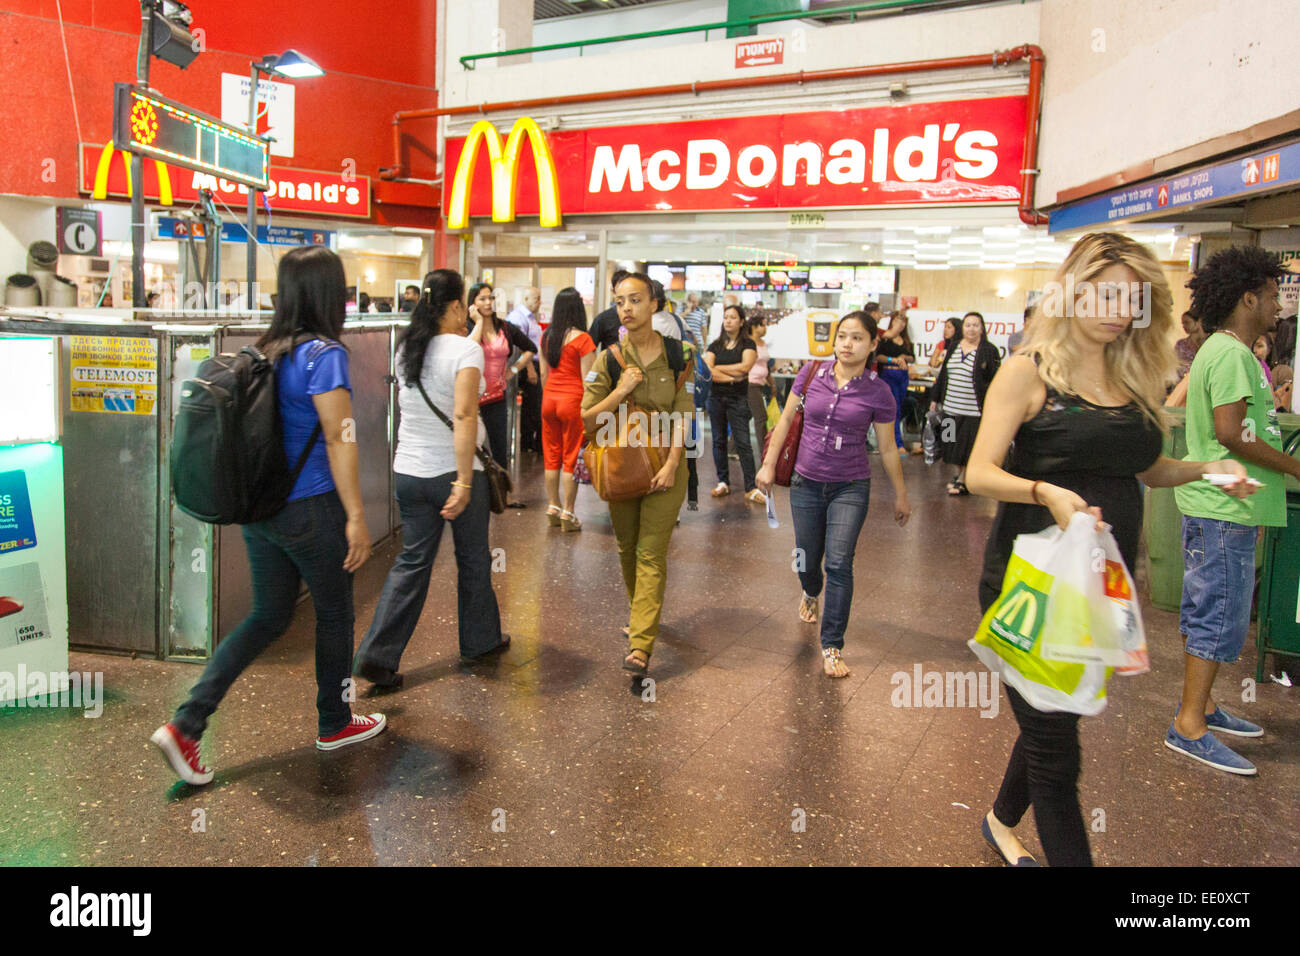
top-left (757, 311), bottom-right (912, 678)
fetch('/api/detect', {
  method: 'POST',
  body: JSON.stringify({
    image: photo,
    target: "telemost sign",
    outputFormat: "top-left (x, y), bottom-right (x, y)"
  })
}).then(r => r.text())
top-left (79, 144), bottom-right (372, 219)
top-left (444, 96), bottom-right (1026, 226)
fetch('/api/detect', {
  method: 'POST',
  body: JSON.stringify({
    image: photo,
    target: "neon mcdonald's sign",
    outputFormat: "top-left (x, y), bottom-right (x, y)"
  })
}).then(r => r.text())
top-left (92, 143), bottom-right (174, 206)
top-left (447, 118), bottom-right (561, 229)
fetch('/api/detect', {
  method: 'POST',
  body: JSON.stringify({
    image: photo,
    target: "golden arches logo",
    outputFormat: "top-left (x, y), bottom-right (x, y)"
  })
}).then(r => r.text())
top-left (447, 118), bottom-right (561, 229)
top-left (92, 144), bottom-right (174, 206)
top-left (989, 582), bottom-right (1044, 650)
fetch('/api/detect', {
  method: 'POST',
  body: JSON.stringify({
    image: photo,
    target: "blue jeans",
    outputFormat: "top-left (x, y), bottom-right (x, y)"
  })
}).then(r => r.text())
top-left (879, 366), bottom-right (909, 447)
top-left (1179, 515), bottom-right (1257, 663)
top-left (356, 470), bottom-right (501, 668)
top-left (174, 491), bottom-right (354, 739)
top-left (789, 473), bottom-right (870, 650)
top-left (708, 391), bottom-right (756, 491)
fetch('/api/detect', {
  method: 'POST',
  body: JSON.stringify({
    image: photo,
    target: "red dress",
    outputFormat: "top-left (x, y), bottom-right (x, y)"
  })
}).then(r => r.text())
top-left (541, 331), bottom-right (596, 473)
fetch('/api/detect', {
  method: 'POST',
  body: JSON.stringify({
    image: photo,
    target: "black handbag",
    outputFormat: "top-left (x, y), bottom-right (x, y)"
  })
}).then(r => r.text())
top-left (412, 379), bottom-right (512, 514)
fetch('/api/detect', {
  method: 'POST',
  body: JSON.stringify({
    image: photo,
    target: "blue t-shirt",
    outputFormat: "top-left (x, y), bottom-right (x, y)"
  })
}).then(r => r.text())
top-left (277, 339), bottom-right (350, 501)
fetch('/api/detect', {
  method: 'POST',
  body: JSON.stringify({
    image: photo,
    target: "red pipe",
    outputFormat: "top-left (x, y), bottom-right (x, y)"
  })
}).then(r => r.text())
top-left (384, 44), bottom-right (1048, 225)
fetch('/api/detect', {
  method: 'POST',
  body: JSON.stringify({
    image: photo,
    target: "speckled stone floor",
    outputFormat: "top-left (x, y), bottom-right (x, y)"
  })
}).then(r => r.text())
top-left (1, 453), bottom-right (1295, 866)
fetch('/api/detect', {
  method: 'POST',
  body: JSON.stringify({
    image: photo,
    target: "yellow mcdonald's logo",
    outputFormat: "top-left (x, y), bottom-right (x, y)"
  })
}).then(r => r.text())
top-left (92, 143), bottom-right (173, 206)
top-left (994, 586), bottom-right (1040, 641)
top-left (447, 118), bottom-right (561, 229)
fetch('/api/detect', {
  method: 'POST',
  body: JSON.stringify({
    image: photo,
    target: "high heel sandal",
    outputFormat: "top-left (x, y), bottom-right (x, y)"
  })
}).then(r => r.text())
top-left (546, 505), bottom-right (563, 527)
top-left (560, 510), bottom-right (582, 532)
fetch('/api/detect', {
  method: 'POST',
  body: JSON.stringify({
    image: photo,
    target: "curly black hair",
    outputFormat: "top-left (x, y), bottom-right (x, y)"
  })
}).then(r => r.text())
top-left (1186, 246), bottom-right (1284, 331)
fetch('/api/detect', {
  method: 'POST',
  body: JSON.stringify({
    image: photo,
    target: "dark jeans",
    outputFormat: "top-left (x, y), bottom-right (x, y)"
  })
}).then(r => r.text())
top-left (173, 491), bottom-right (353, 739)
top-left (519, 362), bottom-right (542, 453)
top-left (355, 470), bottom-right (502, 668)
top-left (789, 474), bottom-right (870, 650)
top-left (879, 366), bottom-right (909, 447)
top-left (992, 684), bottom-right (1093, 867)
top-left (708, 391), bottom-right (756, 491)
top-left (480, 399), bottom-right (509, 469)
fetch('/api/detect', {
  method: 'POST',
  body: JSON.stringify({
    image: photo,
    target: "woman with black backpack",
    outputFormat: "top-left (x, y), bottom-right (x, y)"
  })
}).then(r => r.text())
top-left (353, 269), bottom-right (509, 687)
top-left (153, 245), bottom-right (384, 786)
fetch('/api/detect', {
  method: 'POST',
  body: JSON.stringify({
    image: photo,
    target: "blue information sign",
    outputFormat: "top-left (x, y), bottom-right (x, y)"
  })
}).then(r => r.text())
top-left (155, 218), bottom-right (334, 247)
top-left (1050, 138), bottom-right (1300, 233)
top-left (0, 471), bottom-right (37, 556)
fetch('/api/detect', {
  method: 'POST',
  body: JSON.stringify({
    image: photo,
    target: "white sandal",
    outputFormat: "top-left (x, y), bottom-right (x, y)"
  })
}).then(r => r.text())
top-left (559, 510), bottom-right (582, 532)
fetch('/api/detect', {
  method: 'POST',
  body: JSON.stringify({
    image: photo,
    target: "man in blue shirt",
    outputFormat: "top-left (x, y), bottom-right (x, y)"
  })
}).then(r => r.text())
top-left (508, 287), bottom-right (544, 454)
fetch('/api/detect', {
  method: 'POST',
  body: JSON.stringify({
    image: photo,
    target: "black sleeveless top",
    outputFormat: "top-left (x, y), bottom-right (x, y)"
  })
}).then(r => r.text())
top-left (978, 387), bottom-right (1163, 613)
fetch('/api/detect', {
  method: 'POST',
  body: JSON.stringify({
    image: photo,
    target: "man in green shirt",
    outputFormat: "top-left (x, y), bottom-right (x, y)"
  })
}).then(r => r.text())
top-left (1169, 246), bottom-right (1292, 776)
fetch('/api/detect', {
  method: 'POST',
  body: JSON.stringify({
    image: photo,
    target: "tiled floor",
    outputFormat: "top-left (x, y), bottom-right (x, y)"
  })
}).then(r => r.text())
top-left (1, 454), bottom-right (1296, 866)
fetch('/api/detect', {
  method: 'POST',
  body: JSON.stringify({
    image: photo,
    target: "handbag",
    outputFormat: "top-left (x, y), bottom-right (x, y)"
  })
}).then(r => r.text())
top-left (762, 361), bottom-right (821, 487)
top-left (413, 378), bottom-right (512, 514)
top-left (585, 344), bottom-right (688, 502)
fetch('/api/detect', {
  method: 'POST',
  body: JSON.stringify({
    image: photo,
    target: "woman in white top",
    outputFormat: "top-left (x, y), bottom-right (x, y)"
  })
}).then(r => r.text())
top-left (353, 269), bottom-right (508, 687)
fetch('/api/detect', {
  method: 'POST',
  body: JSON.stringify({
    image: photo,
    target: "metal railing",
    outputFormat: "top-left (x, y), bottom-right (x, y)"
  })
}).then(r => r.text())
top-left (461, 0), bottom-right (1011, 69)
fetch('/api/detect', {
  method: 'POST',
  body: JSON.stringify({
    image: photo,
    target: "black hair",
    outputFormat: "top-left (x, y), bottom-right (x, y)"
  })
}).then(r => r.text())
top-left (376, 300), bottom-right (393, 313)
top-left (710, 302), bottom-right (750, 352)
top-left (257, 245), bottom-right (347, 360)
top-left (836, 310), bottom-right (881, 364)
top-left (864, 301), bottom-right (882, 318)
top-left (610, 269), bottom-right (631, 292)
top-left (358, 291), bottom-right (371, 312)
top-left (1187, 246), bottom-right (1285, 330)
top-left (404, 284), bottom-right (420, 296)
top-left (543, 287), bottom-right (588, 368)
top-left (887, 311), bottom-right (914, 351)
top-left (399, 269), bottom-right (464, 385)
top-left (649, 279), bottom-right (667, 312)
top-left (467, 281), bottom-right (499, 334)
top-left (614, 271), bottom-right (653, 298)
top-left (942, 317), bottom-right (961, 340)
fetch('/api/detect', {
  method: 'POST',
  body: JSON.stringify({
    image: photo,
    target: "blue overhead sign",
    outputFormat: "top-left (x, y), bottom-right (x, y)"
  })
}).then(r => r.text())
top-left (154, 217), bottom-right (334, 247)
top-left (1049, 137), bottom-right (1300, 233)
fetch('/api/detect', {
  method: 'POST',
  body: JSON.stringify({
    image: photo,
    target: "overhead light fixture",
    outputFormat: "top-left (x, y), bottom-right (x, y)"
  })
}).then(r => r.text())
top-left (255, 49), bottom-right (324, 79)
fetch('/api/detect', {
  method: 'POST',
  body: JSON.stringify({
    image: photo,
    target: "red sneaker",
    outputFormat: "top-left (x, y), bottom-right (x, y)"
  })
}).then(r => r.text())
top-left (316, 713), bottom-right (387, 751)
top-left (151, 722), bottom-right (214, 786)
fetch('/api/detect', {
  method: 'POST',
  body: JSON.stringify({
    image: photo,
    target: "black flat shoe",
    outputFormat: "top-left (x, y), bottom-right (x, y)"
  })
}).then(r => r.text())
top-left (460, 634), bottom-right (511, 665)
top-left (505, 501), bottom-right (528, 509)
top-left (981, 816), bottom-right (1040, 867)
top-left (354, 659), bottom-right (403, 688)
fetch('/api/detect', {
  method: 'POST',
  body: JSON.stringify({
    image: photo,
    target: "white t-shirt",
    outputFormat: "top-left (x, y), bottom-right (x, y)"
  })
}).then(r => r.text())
top-left (652, 310), bottom-right (682, 340)
top-left (392, 334), bottom-right (487, 479)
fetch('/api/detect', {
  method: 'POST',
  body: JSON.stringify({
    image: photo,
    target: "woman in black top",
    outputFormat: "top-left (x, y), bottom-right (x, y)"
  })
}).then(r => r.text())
top-left (875, 311), bottom-right (915, 449)
top-left (965, 232), bottom-right (1252, 867)
top-left (932, 311), bottom-right (1001, 495)
top-left (705, 304), bottom-right (762, 502)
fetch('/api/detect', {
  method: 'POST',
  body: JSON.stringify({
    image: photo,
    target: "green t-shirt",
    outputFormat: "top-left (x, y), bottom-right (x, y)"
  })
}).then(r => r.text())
top-left (1174, 332), bottom-right (1285, 527)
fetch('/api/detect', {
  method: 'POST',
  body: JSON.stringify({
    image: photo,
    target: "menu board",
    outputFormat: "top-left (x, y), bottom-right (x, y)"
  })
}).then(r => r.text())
top-left (807, 266), bottom-right (855, 291)
top-left (725, 265), bottom-right (769, 291)
top-left (853, 266), bottom-right (897, 295)
top-left (767, 267), bottom-right (809, 291)
top-left (685, 264), bottom-right (725, 292)
top-left (646, 263), bottom-right (686, 291)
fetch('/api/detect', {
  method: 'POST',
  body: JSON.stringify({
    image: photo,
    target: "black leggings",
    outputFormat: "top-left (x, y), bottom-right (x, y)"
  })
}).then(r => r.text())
top-left (992, 685), bottom-right (1093, 866)
top-left (480, 399), bottom-right (509, 469)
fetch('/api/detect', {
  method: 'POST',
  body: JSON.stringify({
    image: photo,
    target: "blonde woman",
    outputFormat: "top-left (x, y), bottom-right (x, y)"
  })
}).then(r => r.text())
top-left (965, 232), bottom-right (1254, 867)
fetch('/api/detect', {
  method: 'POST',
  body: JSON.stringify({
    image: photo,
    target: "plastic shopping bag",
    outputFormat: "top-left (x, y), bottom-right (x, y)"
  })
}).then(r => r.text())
top-left (766, 396), bottom-right (780, 431)
top-left (968, 512), bottom-right (1147, 715)
top-left (922, 408), bottom-right (940, 465)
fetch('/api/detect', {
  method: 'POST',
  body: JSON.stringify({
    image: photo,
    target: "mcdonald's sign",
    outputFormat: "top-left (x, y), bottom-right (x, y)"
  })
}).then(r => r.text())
top-left (446, 118), bottom-right (562, 229)
top-left (91, 143), bottom-right (174, 206)
top-left (989, 581), bottom-right (1046, 652)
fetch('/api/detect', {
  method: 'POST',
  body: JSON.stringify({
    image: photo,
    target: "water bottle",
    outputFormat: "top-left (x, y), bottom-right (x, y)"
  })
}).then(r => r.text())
top-left (923, 414), bottom-right (937, 465)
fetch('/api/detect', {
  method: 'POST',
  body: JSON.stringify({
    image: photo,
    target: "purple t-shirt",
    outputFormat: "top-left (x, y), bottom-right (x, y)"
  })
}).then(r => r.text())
top-left (793, 361), bottom-right (895, 482)
top-left (277, 339), bottom-right (350, 501)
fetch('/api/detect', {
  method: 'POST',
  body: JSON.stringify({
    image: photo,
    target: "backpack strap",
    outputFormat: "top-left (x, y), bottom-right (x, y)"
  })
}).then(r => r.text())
top-left (605, 342), bottom-right (627, 390)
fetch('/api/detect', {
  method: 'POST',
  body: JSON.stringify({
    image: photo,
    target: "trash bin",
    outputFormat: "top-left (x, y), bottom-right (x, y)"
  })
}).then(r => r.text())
top-left (1255, 427), bottom-right (1300, 681)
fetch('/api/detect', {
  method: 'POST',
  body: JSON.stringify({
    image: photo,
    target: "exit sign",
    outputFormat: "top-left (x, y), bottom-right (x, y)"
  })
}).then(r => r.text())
top-left (113, 83), bottom-right (269, 190)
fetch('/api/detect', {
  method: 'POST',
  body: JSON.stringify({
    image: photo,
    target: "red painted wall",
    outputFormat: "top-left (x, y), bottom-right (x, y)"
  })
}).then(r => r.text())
top-left (0, 1), bottom-right (439, 220)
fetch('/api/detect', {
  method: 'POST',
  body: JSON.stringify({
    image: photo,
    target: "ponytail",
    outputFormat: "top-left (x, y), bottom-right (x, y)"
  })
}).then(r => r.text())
top-left (400, 269), bottom-right (465, 384)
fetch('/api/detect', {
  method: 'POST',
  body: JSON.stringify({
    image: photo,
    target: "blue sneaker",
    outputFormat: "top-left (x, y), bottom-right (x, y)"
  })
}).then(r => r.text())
top-left (1205, 706), bottom-right (1264, 738)
top-left (1164, 725), bottom-right (1257, 776)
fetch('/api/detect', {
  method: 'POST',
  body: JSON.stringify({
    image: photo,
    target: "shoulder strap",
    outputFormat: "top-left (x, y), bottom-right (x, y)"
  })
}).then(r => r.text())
top-left (796, 360), bottom-right (823, 398)
top-left (280, 330), bottom-right (323, 482)
top-left (665, 337), bottom-right (685, 376)
top-left (412, 377), bottom-right (496, 473)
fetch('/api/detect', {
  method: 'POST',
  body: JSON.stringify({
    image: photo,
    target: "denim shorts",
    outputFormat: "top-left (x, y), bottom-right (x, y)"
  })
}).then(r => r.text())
top-left (1179, 515), bottom-right (1257, 663)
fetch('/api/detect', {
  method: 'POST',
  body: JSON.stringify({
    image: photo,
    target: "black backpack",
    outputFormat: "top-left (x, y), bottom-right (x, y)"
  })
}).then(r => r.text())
top-left (171, 335), bottom-right (321, 525)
